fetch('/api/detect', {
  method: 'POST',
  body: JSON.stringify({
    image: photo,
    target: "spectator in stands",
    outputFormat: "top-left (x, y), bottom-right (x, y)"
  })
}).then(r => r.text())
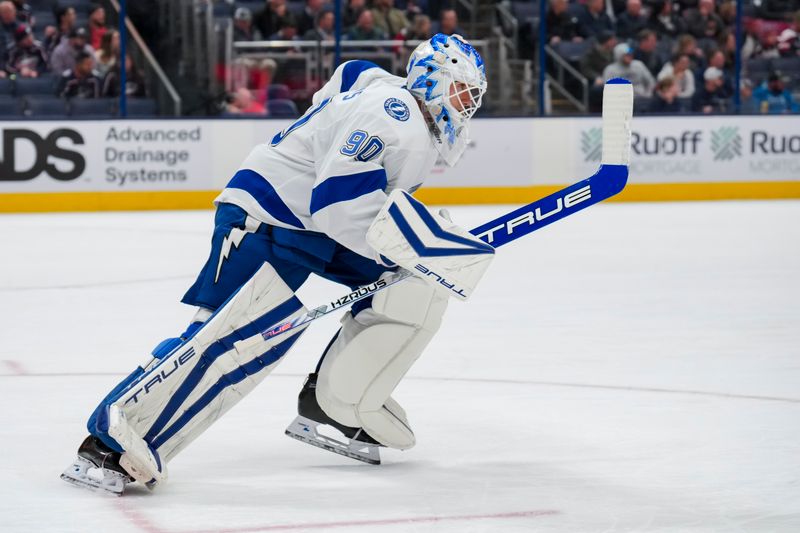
top-left (0, 1), bottom-right (18, 36)
top-left (580, 30), bottom-right (617, 86)
top-left (51, 27), bottom-right (95, 75)
top-left (603, 42), bottom-right (656, 96)
top-left (6, 24), bottom-right (47, 77)
top-left (343, 0), bottom-right (366, 29)
top-left (635, 29), bottom-right (664, 75)
top-left (45, 6), bottom-right (76, 53)
top-left (403, 0), bottom-right (424, 21)
top-left (56, 50), bottom-right (102, 98)
top-left (371, 0), bottom-right (409, 38)
top-left (647, 0), bottom-right (687, 39)
top-left (739, 79), bottom-right (759, 113)
top-left (616, 0), bottom-right (647, 40)
top-left (657, 53), bottom-right (695, 97)
top-left (691, 66), bottom-right (727, 113)
top-left (717, 1), bottom-right (736, 27)
top-left (254, 0), bottom-right (289, 41)
top-left (88, 5), bottom-right (107, 50)
top-left (303, 9), bottom-right (334, 40)
top-left (753, 30), bottom-right (782, 59)
top-left (777, 24), bottom-right (799, 56)
top-left (546, 0), bottom-right (582, 44)
top-left (226, 87), bottom-right (267, 115)
top-left (297, 0), bottom-right (324, 37)
top-left (649, 76), bottom-right (681, 112)
top-left (269, 14), bottom-right (299, 40)
top-left (686, 0), bottom-right (723, 39)
top-left (347, 10), bottom-right (386, 40)
top-left (234, 7), bottom-right (262, 41)
top-left (674, 34), bottom-right (704, 70)
top-left (706, 48), bottom-right (733, 97)
top-left (438, 9), bottom-right (463, 36)
top-left (95, 29), bottom-right (118, 76)
top-left (405, 14), bottom-right (432, 40)
top-left (577, 0), bottom-right (614, 39)
top-left (102, 53), bottom-right (146, 98)
top-left (753, 71), bottom-right (799, 113)
top-left (10, 0), bottom-right (31, 27)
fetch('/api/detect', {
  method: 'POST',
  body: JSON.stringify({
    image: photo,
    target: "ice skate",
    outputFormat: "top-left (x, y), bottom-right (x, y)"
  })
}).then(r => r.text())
top-left (60, 436), bottom-right (132, 496)
top-left (285, 373), bottom-right (382, 465)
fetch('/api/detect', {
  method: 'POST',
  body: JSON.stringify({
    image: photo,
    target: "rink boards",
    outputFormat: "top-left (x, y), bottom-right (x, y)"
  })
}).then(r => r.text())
top-left (0, 115), bottom-right (798, 212)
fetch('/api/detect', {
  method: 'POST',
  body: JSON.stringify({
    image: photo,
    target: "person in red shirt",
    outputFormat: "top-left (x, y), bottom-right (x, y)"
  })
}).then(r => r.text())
top-left (88, 4), bottom-right (107, 50)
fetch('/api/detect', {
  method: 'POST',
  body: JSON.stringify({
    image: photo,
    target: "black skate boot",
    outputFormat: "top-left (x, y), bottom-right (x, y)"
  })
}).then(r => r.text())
top-left (285, 373), bottom-right (383, 464)
top-left (60, 436), bottom-right (132, 495)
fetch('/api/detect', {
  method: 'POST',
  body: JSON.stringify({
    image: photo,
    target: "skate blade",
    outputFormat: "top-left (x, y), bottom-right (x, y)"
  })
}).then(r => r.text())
top-left (60, 456), bottom-right (128, 496)
top-left (285, 416), bottom-right (381, 465)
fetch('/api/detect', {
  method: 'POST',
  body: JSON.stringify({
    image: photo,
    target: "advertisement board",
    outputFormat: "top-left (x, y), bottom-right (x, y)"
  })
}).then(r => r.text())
top-left (1, 116), bottom-right (798, 212)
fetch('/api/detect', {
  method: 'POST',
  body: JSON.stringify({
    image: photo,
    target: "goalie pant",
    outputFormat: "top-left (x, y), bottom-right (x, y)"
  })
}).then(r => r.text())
top-left (85, 202), bottom-right (448, 478)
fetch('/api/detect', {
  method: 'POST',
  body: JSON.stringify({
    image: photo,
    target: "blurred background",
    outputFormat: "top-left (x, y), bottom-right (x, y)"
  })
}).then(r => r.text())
top-left (0, 0), bottom-right (798, 118)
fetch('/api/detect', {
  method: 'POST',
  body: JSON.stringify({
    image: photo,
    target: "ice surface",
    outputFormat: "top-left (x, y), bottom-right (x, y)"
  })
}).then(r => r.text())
top-left (1, 201), bottom-right (799, 532)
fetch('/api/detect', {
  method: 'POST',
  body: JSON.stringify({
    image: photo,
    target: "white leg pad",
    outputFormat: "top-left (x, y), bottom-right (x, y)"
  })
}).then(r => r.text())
top-left (316, 276), bottom-right (448, 450)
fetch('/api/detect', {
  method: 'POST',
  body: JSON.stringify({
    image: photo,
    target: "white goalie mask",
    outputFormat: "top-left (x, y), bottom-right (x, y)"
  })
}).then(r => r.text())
top-left (406, 34), bottom-right (487, 167)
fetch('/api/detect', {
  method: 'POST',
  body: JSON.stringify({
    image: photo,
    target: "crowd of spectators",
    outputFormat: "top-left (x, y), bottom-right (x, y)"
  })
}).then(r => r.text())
top-left (227, 0), bottom-right (463, 44)
top-left (0, 0), bottom-right (147, 108)
top-left (549, 0), bottom-right (799, 113)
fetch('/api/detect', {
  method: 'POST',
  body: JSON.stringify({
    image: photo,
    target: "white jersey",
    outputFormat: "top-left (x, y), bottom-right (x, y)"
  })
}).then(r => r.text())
top-left (215, 61), bottom-right (438, 262)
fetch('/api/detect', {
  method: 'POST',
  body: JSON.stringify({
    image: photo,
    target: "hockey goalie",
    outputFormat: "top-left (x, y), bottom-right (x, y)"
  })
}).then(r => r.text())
top-left (61, 33), bottom-right (497, 495)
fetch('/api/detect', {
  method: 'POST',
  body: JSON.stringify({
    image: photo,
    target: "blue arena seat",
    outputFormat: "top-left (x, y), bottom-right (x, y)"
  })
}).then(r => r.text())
top-left (268, 98), bottom-right (299, 118)
top-left (15, 75), bottom-right (58, 96)
top-left (0, 78), bottom-right (13, 95)
top-left (0, 96), bottom-right (23, 116)
top-left (555, 40), bottom-right (591, 63)
top-left (69, 97), bottom-right (116, 117)
top-left (268, 83), bottom-right (291, 100)
top-left (24, 96), bottom-right (68, 117)
top-left (32, 10), bottom-right (55, 29)
top-left (123, 98), bottom-right (159, 117)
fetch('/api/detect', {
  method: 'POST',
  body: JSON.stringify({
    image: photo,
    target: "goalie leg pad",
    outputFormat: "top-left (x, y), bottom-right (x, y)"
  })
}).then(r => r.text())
top-left (90, 262), bottom-right (309, 483)
top-left (316, 276), bottom-right (447, 449)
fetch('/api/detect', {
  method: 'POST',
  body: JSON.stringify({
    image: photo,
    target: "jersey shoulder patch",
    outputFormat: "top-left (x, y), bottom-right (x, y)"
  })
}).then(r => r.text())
top-left (384, 97), bottom-right (410, 122)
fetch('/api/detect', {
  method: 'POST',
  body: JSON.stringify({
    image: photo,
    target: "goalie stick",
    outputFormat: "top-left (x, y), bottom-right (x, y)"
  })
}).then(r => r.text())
top-left (259, 78), bottom-right (633, 341)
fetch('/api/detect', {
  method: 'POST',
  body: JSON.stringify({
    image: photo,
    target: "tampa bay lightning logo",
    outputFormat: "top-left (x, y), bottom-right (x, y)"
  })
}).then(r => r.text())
top-left (384, 98), bottom-right (410, 122)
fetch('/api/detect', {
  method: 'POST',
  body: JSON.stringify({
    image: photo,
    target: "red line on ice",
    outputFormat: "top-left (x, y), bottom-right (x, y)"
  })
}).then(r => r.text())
top-left (188, 510), bottom-right (559, 532)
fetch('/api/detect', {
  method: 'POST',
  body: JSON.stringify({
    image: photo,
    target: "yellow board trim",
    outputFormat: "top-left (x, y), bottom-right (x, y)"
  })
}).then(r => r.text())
top-left (1, 182), bottom-right (799, 213)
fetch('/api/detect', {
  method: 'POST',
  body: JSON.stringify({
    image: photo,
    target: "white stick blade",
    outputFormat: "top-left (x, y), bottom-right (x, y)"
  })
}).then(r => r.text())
top-left (601, 78), bottom-right (634, 166)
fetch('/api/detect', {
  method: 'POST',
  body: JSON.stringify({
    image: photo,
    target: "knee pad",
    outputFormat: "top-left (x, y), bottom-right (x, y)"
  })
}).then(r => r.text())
top-left (316, 275), bottom-right (448, 449)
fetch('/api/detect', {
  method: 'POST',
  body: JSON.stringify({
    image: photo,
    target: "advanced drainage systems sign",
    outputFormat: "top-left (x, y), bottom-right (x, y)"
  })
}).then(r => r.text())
top-left (0, 122), bottom-right (213, 191)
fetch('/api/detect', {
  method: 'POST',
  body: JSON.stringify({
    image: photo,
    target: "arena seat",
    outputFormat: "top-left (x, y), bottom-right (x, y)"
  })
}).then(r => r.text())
top-left (24, 95), bottom-right (68, 117)
top-left (0, 96), bottom-right (23, 116)
top-left (69, 97), bottom-right (116, 117)
top-left (15, 75), bottom-right (58, 96)
top-left (268, 84), bottom-right (291, 100)
top-left (123, 98), bottom-right (159, 117)
top-left (0, 78), bottom-right (13, 95)
top-left (268, 98), bottom-right (299, 117)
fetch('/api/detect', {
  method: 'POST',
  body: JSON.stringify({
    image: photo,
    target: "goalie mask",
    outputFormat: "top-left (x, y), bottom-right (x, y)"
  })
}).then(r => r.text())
top-left (406, 33), bottom-right (487, 167)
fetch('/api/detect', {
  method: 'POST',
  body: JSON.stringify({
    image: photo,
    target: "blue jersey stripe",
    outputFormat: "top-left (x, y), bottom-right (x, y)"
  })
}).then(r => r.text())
top-left (226, 169), bottom-right (305, 229)
top-left (310, 168), bottom-right (388, 215)
top-left (340, 60), bottom-right (380, 92)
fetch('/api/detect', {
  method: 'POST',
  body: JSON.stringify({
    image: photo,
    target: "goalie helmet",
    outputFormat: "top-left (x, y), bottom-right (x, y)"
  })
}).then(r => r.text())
top-left (406, 33), bottom-right (487, 167)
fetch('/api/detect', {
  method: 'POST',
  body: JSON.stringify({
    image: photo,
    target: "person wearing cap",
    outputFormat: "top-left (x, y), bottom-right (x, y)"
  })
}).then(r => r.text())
top-left (753, 71), bottom-right (799, 114)
top-left (691, 66), bottom-right (727, 113)
top-left (50, 26), bottom-right (96, 75)
top-left (602, 42), bottom-right (656, 97)
top-left (233, 7), bottom-right (262, 41)
top-left (6, 23), bottom-right (47, 77)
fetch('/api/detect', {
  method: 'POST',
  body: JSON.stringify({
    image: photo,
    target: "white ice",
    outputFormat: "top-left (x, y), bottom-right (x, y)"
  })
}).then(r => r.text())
top-left (0, 201), bottom-right (798, 533)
